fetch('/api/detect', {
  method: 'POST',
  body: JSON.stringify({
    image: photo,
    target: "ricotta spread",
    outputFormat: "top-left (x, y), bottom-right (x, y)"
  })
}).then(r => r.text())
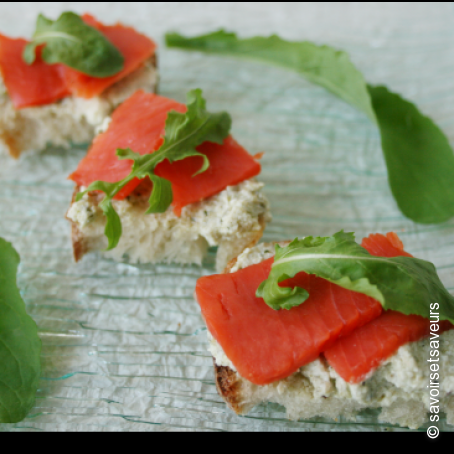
top-left (208, 242), bottom-right (454, 428)
top-left (229, 240), bottom-right (290, 272)
top-left (208, 331), bottom-right (236, 370)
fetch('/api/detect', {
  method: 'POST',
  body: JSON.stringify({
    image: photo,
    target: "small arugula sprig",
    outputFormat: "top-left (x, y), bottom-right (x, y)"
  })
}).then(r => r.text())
top-left (76, 89), bottom-right (231, 250)
top-left (256, 231), bottom-right (454, 324)
top-left (23, 12), bottom-right (124, 77)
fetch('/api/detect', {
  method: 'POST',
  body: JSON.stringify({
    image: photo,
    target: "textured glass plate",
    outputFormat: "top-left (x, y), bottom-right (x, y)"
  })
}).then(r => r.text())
top-left (1, 2), bottom-right (454, 432)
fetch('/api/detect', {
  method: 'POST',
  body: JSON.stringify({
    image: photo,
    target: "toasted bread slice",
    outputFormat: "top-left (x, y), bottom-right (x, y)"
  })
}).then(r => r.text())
top-left (207, 242), bottom-right (454, 429)
top-left (67, 179), bottom-right (270, 272)
top-left (0, 56), bottom-right (157, 158)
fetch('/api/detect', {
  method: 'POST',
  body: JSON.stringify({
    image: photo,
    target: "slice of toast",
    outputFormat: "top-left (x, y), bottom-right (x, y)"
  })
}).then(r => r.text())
top-left (208, 242), bottom-right (454, 429)
top-left (0, 55), bottom-right (157, 158)
top-left (67, 179), bottom-right (270, 272)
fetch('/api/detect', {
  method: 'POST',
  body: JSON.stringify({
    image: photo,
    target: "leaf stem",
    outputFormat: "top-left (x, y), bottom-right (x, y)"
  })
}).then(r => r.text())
top-left (32, 31), bottom-right (81, 44)
top-left (273, 253), bottom-right (397, 267)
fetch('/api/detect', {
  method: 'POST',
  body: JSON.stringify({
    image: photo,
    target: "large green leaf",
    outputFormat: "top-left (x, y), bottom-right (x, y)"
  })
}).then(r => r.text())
top-left (77, 88), bottom-right (231, 250)
top-left (166, 30), bottom-right (376, 122)
top-left (0, 238), bottom-right (41, 423)
top-left (166, 31), bottom-right (454, 225)
top-left (368, 85), bottom-right (454, 224)
top-left (256, 231), bottom-right (454, 324)
top-left (23, 12), bottom-right (124, 77)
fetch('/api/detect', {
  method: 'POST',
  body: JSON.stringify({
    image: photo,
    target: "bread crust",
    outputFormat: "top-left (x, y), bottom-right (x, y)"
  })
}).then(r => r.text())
top-left (0, 131), bottom-right (20, 159)
top-left (68, 185), bottom-right (86, 262)
top-left (213, 361), bottom-right (247, 414)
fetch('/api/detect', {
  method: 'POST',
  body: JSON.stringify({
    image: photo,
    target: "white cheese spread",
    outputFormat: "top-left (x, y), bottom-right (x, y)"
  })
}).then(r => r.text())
top-left (208, 331), bottom-right (236, 370)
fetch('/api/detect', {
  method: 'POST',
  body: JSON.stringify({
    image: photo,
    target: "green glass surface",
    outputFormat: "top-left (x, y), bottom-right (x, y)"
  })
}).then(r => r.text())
top-left (0, 2), bottom-right (454, 431)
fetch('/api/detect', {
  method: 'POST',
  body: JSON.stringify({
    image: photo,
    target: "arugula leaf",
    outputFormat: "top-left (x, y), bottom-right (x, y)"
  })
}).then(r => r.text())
top-left (166, 30), bottom-right (376, 123)
top-left (76, 89), bottom-right (231, 250)
top-left (166, 30), bottom-right (454, 225)
top-left (23, 12), bottom-right (124, 77)
top-left (0, 238), bottom-right (41, 423)
top-left (256, 231), bottom-right (454, 324)
top-left (368, 85), bottom-right (454, 224)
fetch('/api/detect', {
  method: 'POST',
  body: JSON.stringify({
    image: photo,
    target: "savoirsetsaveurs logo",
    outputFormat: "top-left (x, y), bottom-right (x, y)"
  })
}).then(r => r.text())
top-left (427, 302), bottom-right (441, 439)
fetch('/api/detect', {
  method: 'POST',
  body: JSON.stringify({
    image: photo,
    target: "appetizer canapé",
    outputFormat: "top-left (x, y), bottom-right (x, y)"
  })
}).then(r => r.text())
top-left (195, 232), bottom-right (454, 429)
top-left (0, 12), bottom-right (157, 158)
top-left (66, 89), bottom-right (270, 271)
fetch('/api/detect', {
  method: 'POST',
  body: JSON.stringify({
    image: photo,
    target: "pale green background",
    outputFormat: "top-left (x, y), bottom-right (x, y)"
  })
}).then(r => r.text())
top-left (0, 2), bottom-right (454, 431)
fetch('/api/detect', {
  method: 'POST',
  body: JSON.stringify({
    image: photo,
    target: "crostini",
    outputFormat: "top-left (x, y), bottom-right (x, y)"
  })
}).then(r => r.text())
top-left (0, 12), bottom-right (157, 158)
top-left (66, 89), bottom-right (271, 272)
top-left (195, 232), bottom-right (454, 429)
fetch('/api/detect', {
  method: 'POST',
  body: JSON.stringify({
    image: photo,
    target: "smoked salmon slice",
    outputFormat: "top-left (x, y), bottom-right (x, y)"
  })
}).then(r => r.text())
top-left (196, 256), bottom-right (383, 386)
top-left (0, 35), bottom-right (70, 109)
top-left (69, 90), bottom-right (262, 214)
top-left (0, 14), bottom-right (156, 109)
top-left (324, 232), bottom-right (453, 383)
top-left (323, 310), bottom-right (449, 384)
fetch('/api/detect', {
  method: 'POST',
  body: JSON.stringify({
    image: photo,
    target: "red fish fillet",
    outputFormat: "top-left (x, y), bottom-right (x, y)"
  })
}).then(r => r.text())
top-left (0, 36), bottom-right (70, 108)
top-left (196, 258), bottom-right (383, 386)
top-left (69, 90), bottom-right (261, 214)
top-left (324, 232), bottom-right (453, 383)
